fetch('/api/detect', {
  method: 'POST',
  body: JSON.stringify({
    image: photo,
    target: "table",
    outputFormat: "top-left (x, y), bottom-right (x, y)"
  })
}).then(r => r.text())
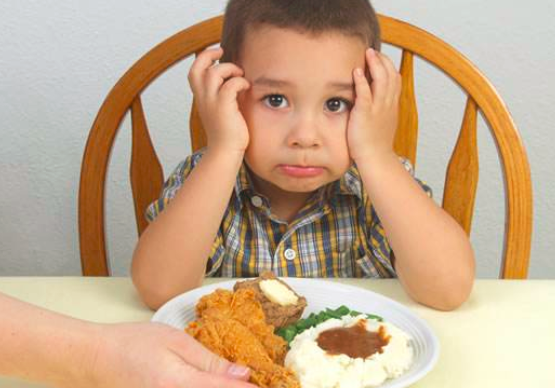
top-left (0, 277), bottom-right (554, 387)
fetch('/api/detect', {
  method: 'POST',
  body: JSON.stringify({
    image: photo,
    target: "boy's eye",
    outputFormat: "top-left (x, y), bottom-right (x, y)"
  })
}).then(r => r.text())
top-left (325, 98), bottom-right (352, 113)
top-left (263, 94), bottom-right (289, 108)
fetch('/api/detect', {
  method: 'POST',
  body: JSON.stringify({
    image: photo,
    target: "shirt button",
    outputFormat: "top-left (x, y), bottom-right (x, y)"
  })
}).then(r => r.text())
top-left (284, 248), bottom-right (297, 261)
top-left (251, 195), bottom-right (263, 208)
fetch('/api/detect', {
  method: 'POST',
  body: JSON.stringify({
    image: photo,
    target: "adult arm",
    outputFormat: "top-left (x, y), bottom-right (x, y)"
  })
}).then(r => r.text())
top-left (0, 292), bottom-right (255, 388)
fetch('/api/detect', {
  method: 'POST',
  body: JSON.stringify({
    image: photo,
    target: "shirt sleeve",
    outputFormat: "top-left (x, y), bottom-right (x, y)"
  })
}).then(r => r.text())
top-left (205, 233), bottom-right (226, 277)
top-left (144, 150), bottom-right (227, 277)
top-left (361, 157), bottom-right (433, 277)
top-left (399, 157), bottom-right (433, 198)
top-left (145, 153), bottom-right (201, 222)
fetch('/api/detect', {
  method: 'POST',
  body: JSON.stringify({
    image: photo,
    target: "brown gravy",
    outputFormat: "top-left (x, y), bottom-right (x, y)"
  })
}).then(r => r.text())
top-left (316, 321), bottom-right (390, 359)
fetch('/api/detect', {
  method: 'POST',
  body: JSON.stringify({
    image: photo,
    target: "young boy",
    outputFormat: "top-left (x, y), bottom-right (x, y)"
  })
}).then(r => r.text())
top-left (131, 0), bottom-right (475, 311)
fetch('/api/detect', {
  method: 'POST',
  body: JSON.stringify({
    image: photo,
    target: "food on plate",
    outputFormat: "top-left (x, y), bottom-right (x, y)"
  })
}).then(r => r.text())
top-left (234, 271), bottom-right (307, 328)
top-left (260, 278), bottom-right (298, 306)
top-left (185, 274), bottom-right (414, 388)
top-left (284, 314), bottom-right (414, 388)
top-left (276, 305), bottom-right (383, 345)
top-left (186, 287), bottom-right (300, 388)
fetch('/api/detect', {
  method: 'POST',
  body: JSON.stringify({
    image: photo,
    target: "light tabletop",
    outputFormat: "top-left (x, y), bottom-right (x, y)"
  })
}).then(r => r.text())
top-left (0, 277), bottom-right (553, 387)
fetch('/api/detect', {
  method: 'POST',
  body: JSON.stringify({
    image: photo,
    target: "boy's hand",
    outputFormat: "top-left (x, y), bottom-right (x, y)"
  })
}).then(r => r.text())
top-left (347, 48), bottom-right (401, 163)
top-left (188, 47), bottom-right (251, 154)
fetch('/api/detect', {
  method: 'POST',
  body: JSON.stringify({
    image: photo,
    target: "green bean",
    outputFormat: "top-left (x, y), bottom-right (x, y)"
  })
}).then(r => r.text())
top-left (366, 313), bottom-right (384, 322)
top-left (325, 308), bottom-right (342, 319)
top-left (295, 319), bottom-right (311, 331)
top-left (316, 311), bottom-right (328, 323)
top-left (275, 327), bottom-right (287, 337)
top-left (335, 305), bottom-right (350, 316)
top-left (283, 326), bottom-right (297, 343)
top-left (303, 316), bottom-right (317, 327)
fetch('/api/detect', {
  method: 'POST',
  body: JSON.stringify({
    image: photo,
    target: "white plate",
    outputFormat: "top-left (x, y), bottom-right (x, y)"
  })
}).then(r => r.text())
top-left (152, 278), bottom-right (439, 388)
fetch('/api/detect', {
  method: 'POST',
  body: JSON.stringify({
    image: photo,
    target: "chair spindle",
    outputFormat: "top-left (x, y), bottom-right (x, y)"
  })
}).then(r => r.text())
top-left (130, 96), bottom-right (164, 236)
top-left (394, 50), bottom-right (419, 167)
top-left (442, 96), bottom-right (479, 235)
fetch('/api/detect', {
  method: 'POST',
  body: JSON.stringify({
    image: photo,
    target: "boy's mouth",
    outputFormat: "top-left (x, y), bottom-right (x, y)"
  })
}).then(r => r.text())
top-left (278, 164), bottom-right (324, 178)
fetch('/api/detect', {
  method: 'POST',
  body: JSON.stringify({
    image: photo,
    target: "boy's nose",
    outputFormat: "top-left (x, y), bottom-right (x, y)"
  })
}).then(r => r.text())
top-left (287, 115), bottom-right (322, 149)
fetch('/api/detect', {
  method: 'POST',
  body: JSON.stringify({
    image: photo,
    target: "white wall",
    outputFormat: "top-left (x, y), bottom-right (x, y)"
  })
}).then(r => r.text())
top-left (0, 0), bottom-right (553, 277)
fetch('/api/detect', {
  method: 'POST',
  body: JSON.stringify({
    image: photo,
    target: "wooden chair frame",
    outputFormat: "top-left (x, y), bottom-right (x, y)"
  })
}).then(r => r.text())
top-left (79, 15), bottom-right (532, 277)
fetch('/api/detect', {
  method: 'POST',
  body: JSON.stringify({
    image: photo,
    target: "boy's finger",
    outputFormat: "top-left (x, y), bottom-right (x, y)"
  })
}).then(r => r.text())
top-left (353, 67), bottom-right (372, 106)
top-left (205, 63), bottom-right (245, 98)
top-left (219, 77), bottom-right (251, 104)
top-left (366, 48), bottom-right (388, 105)
top-left (188, 47), bottom-right (224, 93)
top-left (378, 53), bottom-right (401, 105)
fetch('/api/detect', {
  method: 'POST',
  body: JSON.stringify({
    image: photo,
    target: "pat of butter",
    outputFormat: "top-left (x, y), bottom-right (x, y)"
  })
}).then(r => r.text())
top-left (260, 279), bottom-right (299, 306)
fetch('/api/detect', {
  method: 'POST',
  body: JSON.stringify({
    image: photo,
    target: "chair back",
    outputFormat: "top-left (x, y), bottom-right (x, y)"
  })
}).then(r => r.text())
top-left (79, 15), bottom-right (532, 278)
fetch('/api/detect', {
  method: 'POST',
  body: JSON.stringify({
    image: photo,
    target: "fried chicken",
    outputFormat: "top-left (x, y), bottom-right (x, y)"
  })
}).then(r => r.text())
top-left (186, 288), bottom-right (300, 388)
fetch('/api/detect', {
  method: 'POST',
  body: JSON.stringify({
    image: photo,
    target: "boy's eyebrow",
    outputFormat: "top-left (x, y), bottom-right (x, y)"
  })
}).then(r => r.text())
top-left (252, 77), bottom-right (290, 88)
top-left (327, 81), bottom-right (355, 91)
top-left (252, 77), bottom-right (354, 91)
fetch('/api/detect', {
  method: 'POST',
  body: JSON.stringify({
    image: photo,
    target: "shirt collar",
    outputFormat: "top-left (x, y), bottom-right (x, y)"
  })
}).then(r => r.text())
top-left (234, 163), bottom-right (253, 196)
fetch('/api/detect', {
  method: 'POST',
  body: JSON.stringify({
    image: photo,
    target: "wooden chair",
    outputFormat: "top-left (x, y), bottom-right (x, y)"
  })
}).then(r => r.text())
top-left (79, 15), bottom-right (532, 277)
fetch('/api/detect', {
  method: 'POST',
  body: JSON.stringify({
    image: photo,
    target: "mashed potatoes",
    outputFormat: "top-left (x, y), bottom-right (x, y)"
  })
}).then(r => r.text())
top-left (284, 315), bottom-right (413, 388)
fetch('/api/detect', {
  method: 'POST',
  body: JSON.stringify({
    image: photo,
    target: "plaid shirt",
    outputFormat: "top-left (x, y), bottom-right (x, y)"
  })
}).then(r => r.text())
top-left (146, 150), bottom-right (432, 279)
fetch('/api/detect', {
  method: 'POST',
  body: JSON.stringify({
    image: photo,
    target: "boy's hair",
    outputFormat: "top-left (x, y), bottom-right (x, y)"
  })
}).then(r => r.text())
top-left (220, 0), bottom-right (381, 63)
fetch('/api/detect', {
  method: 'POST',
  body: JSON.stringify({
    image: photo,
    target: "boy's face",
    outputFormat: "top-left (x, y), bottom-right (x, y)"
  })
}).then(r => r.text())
top-left (237, 26), bottom-right (367, 195)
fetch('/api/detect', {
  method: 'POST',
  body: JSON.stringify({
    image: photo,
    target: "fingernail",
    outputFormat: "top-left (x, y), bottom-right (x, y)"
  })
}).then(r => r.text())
top-left (367, 48), bottom-right (375, 56)
top-left (228, 364), bottom-right (250, 378)
top-left (355, 68), bottom-right (363, 76)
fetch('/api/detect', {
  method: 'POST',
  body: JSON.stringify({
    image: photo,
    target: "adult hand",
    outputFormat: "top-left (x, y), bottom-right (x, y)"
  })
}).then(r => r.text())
top-left (347, 48), bottom-right (401, 163)
top-left (86, 322), bottom-right (257, 388)
top-left (188, 47), bottom-right (251, 154)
